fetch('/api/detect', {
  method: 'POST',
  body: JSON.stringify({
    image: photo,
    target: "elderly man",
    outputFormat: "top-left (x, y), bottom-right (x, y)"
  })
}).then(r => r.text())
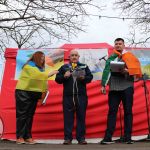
top-left (55, 50), bottom-right (93, 145)
top-left (100, 38), bottom-right (142, 144)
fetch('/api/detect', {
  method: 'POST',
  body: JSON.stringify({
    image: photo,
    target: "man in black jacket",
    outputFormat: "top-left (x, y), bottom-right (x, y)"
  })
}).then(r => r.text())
top-left (55, 50), bottom-right (93, 145)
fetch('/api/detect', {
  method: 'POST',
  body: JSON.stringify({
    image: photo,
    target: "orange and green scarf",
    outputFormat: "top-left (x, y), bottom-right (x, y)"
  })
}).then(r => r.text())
top-left (101, 49), bottom-right (142, 87)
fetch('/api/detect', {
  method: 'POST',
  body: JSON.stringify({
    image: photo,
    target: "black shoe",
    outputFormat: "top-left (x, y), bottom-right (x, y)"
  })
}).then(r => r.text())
top-left (63, 140), bottom-right (72, 145)
top-left (125, 139), bottom-right (134, 144)
top-left (78, 140), bottom-right (87, 145)
top-left (100, 139), bottom-right (115, 145)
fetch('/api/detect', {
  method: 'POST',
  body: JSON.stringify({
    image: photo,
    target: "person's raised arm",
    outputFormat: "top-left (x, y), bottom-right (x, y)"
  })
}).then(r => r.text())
top-left (48, 70), bottom-right (59, 78)
top-left (55, 66), bottom-right (71, 84)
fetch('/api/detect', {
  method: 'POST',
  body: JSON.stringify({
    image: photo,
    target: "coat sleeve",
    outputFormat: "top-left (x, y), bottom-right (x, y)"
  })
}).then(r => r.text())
top-left (101, 58), bottom-right (111, 87)
top-left (101, 54), bottom-right (118, 87)
top-left (55, 66), bottom-right (66, 84)
top-left (82, 66), bottom-right (93, 84)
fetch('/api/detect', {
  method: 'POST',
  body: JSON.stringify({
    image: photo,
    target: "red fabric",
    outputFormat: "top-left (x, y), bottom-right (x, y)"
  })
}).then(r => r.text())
top-left (0, 45), bottom-right (150, 140)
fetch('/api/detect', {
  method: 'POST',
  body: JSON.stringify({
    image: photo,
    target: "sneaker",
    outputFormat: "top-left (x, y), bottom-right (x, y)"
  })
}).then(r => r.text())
top-left (100, 139), bottom-right (115, 145)
top-left (16, 138), bottom-right (25, 144)
top-left (78, 140), bottom-right (87, 145)
top-left (125, 139), bottom-right (134, 144)
top-left (63, 140), bottom-right (72, 145)
top-left (25, 138), bottom-right (36, 144)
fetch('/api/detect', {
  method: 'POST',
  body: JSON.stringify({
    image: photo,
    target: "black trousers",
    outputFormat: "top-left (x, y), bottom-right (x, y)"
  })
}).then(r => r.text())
top-left (15, 89), bottom-right (42, 139)
top-left (63, 94), bottom-right (87, 142)
top-left (104, 87), bottom-right (134, 140)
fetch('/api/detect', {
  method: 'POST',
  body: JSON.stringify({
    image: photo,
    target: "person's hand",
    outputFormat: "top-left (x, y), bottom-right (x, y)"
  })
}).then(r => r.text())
top-left (121, 68), bottom-right (128, 74)
top-left (134, 76), bottom-right (140, 82)
top-left (37, 92), bottom-right (47, 106)
top-left (48, 70), bottom-right (59, 77)
top-left (64, 71), bottom-right (71, 78)
top-left (38, 99), bottom-right (43, 106)
top-left (78, 76), bottom-right (85, 80)
top-left (101, 86), bottom-right (106, 95)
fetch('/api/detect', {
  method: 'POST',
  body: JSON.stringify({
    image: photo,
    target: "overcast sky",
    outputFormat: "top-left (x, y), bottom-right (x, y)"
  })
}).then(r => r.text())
top-left (0, 0), bottom-right (133, 62)
top-left (2, 0), bottom-right (140, 49)
top-left (54, 0), bottom-right (133, 47)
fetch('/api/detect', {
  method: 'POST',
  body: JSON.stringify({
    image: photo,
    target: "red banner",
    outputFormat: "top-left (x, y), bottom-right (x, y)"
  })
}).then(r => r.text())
top-left (0, 45), bottom-right (150, 140)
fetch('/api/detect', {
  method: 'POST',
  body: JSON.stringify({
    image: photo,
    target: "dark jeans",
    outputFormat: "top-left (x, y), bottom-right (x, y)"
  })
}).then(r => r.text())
top-left (104, 87), bottom-right (134, 141)
top-left (15, 89), bottom-right (42, 139)
top-left (63, 94), bottom-right (87, 142)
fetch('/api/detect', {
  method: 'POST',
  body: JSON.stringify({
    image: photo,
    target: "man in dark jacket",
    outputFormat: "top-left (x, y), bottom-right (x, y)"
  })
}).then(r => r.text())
top-left (55, 50), bottom-right (93, 145)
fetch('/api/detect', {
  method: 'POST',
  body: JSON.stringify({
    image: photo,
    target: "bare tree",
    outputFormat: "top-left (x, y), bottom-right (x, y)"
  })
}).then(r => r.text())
top-left (0, 0), bottom-right (101, 52)
top-left (115, 0), bottom-right (150, 46)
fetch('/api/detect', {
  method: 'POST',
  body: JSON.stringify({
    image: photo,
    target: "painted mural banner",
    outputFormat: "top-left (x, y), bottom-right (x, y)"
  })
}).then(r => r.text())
top-left (76, 49), bottom-right (108, 81)
top-left (15, 49), bottom-right (64, 80)
top-left (130, 49), bottom-right (150, 79)
top-left (16, 48), bottom-right (149, 81)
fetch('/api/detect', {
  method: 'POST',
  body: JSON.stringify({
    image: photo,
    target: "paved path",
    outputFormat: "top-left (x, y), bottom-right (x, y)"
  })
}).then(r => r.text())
top-left (0, 140), bottom-right (150, 150)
